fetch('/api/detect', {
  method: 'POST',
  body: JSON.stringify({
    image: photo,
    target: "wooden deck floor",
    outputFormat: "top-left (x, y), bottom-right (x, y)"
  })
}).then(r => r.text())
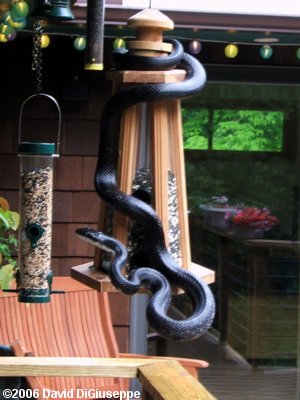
top-left (148, 331), bottom-right (299, 400)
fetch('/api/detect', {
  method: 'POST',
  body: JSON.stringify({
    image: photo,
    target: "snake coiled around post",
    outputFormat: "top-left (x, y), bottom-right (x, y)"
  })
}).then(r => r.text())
top-left (77, 39), bottom-right (215, 340)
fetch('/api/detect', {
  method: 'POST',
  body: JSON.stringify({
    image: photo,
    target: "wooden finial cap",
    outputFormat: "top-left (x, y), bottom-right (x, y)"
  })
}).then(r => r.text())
top-left (127, 8), bottom-right (174, 56)
top-left (127, 8), bottom-right (174, 31)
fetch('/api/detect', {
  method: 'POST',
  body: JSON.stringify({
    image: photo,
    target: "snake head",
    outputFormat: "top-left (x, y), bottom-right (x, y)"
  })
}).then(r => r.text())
top-left (76, 227), bottom-right (116, 254)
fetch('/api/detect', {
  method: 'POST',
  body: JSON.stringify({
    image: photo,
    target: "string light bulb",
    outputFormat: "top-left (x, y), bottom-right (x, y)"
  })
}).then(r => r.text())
top-left (3, 12), bottom-right (26, 29)
top-left (225, 44), bottom-right (238, 58)
top-left (188, 40), bottom-right (202, 54)
top-left (11, 1), bottom-right (29, 19)
top-left (74, 36), bottom-right (86, 51)
top-left (0, 22), bottom-right (13, 35)
top-left (260, 45), bottom-right (273, 59)
top-left (0, 33), bottom-right (8, 42)
top-left (113, 37), bottom-right (126, 50)
top-left (7, 30), bottom-right (17, 41)
top-left (41, 34), bottom-right (50, 48)
top-left (296, 48), bottom-right (300, 61)
top-left (0, 1), bottom-right (29, 43)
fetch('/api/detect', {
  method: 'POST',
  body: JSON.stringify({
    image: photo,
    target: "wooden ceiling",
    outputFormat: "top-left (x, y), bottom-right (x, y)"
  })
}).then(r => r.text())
top-left (19, 0), bottom-right (299, 46)
top-left (70, 1), bottom-right (300, 45)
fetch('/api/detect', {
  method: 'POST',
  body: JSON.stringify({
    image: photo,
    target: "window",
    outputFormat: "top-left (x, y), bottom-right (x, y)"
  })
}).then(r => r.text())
top-left (184, 80), bottom-right (300, 399)
top-left (182, 108), bottom-right (284, 152)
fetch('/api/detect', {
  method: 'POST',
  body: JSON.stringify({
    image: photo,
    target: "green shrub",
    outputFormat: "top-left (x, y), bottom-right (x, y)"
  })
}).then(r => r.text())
top-left (0, 197), bottom-right (19, 289)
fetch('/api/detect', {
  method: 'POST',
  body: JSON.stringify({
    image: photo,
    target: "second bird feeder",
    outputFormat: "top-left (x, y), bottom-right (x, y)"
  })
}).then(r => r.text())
top-left (17, 93), bottom-right (61, 303)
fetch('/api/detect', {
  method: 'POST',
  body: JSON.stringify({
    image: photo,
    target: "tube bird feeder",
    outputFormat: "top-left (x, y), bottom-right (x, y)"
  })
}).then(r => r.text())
top-left (85, 0), bottom-right (105, 70)
top-left (17, 93), bottom-right (61, 303)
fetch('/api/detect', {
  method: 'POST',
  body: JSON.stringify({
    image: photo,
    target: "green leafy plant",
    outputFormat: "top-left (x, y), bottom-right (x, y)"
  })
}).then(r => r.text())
top-left (0, 197), bottom-right (19, 289)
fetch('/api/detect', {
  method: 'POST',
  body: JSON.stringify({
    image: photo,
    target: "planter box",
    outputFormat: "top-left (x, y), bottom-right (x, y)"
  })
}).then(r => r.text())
top-left (199, 205), bottom-right (237, 230)
top-left (231, 226), bottom-right (264, 239)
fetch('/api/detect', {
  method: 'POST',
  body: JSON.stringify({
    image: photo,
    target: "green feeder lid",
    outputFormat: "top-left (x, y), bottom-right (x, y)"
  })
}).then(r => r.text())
top-left (18, 142), bottom-right (56, 155)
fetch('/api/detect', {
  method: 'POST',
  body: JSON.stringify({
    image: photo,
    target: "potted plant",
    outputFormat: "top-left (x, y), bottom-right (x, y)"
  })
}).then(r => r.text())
top-left (199, 196), bottom-right (240, 230)
top-left (225, 206), bottom-right (279, 239)
top-left (0, 197), bottom-right (19, 289)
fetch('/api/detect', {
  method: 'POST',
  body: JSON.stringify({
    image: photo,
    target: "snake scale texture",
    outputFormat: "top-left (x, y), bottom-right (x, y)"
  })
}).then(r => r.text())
top-left (76, 39), bottom-right (215, 341)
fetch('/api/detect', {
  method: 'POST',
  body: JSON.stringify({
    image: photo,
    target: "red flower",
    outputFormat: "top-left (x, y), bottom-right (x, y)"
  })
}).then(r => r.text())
top-left (227, 207), bottom-right (279, 232)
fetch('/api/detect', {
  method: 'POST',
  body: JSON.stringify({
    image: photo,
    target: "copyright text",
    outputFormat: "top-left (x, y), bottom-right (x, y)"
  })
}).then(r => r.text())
top-left (1, 388), bottom-right (141, 399)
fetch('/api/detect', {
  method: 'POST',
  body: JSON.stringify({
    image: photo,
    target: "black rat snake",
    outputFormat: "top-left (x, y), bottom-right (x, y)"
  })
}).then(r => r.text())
top-left (76, 39), bottom-right (215, 340)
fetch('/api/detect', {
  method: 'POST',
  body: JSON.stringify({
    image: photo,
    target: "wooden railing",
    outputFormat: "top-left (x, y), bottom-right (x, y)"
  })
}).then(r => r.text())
top-left (0, 357), bottom-right (216, 400)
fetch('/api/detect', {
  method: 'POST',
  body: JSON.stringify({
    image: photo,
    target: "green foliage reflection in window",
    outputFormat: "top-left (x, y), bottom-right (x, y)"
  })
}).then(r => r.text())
top-left (182, 108), bottom-right (284, 152)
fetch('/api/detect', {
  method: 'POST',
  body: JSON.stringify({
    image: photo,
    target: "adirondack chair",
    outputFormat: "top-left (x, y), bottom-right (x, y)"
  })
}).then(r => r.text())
top-left (0, 277), bottom-right (208, 397)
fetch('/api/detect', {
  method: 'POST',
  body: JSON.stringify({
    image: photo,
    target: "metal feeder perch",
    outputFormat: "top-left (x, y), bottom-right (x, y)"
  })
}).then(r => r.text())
top-left (17, 93), bottom-right (61, 303)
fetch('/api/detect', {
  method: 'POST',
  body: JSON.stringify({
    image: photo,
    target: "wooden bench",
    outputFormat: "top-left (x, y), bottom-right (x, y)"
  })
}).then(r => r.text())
top-left (0, 277), bottom-right (209, 397)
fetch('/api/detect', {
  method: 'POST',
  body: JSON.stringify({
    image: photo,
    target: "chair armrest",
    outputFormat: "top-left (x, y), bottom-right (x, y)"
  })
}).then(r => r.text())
top-left (11, 341), bottom-right (33, 357)
top-left (10, 341), bottom-right (45, 396)
top-left (119, 353), bottom-right (209, 379)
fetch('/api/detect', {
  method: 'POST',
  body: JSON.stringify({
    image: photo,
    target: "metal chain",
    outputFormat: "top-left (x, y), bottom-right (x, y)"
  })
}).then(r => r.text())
top-left (32, 21), bottom-right (44, 94)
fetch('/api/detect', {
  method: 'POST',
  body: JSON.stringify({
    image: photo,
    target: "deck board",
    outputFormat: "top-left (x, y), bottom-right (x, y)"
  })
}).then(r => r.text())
top-left (149, 331), bottom-right (297, 400)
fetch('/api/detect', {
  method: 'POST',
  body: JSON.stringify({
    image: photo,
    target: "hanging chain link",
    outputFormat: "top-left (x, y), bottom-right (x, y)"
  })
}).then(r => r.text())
top-left (32, 21), bottom-right (44, 94)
